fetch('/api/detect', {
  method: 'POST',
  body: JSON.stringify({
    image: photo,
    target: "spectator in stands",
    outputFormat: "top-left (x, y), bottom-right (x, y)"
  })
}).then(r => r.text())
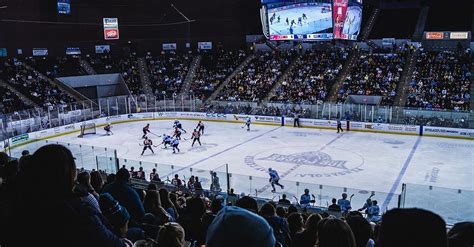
top-left (227, 188), bottom-right (239, 205)
top-left (99, 193), bottom-right (131, 238)
top-left (235, 195), bottom-right (259, 213)
top-left (328, 198), bottom-right (342, 212)
top-left (377, 208), bottom-right (447, 247)
top-left (447, 222), bottom-right (474, 247)
top-left (278, 194), bottom-right (291, 205)
top-left (90, 170), bottom-right (104, 194)
top-left (292, 213), bottom-right (322, 247)
top-left (179, 197), bottom-right (206, 245)
top-left (159, 188), bottom-right (179, 221)
top-left (8, 144), bottom-right (130, 246)
top-left (74, 171), bottom-right (100, 212)
top-left (259, 203), bottom-right (291, 247)
top-left (317, 217), bottom-right (356, 247)
top-left (346, 214), bottom-right (375, 247)
top-left (206, 206), bottom-right (276, 247)
top-left (102, 168), bottom-right (145, 223)
top-left (143, 190), bottom-right (172, 226)
top-left (337, 193), bottom-right (352, 214)
top-left (157, 222), bottom-right (186, 247)
top-left (287, 212), bottom-right (304, 241)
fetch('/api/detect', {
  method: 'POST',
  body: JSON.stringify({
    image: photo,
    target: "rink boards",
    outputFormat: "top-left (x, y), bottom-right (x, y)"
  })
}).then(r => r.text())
top-left (2, 111), bottom-right (474, 151)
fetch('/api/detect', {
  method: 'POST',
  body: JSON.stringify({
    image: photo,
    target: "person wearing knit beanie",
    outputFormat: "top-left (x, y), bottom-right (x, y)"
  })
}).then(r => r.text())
top-left (99, 193), bottom-right (131, 237)
top-left (206, 206), bottom-right (276, 247)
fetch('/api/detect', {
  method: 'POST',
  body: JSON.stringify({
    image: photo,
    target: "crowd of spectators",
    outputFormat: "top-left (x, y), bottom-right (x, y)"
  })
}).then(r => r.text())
top-left (1, 145), bottom-right (472, 247)
top-left (0, 87), bottom-right (29, 114)
top-left (271, 48), bottom-right (347, 104)
top-left (86, 53), bottom-right (143, 95)
top-left (146, 52), bottom-right (193, 97)
top-left (24, 56), bottom-right (87, 77)
top-left (0, 59), bottom-right (75, 108)
top-left (406, 49), bottom-right (471, 111)
top-left (217, 50), bottom-right (298, 102)
top-left (338, 51), bottom-right (407, 105)
top-left (190, 50), bottom-right (247, 101)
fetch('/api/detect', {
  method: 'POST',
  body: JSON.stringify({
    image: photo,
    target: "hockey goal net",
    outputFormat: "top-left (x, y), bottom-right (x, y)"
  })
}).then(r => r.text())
top-left (78, 122), bottom-right (96, 138)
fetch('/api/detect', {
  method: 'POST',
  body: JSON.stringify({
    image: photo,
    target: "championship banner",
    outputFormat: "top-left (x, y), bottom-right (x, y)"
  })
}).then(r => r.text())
top-left (103, 18), bottom-right (120, 40)
top-left (333, 0), bottom-right (348, 39)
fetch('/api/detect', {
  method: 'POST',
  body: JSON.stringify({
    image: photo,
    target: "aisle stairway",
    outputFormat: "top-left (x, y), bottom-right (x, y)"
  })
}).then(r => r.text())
top-left (136, 57), bottom-right (154, 98)
top-left (179, 55), bottom-right (202, 97)
top-left (79, 57), bottom-right (97, 75)
top-left (327, 49), bottom-right (359, 102)
top-left (206, 54), bottom-right (255, 103)
top-left (262, 54), bottom-right (301, 103)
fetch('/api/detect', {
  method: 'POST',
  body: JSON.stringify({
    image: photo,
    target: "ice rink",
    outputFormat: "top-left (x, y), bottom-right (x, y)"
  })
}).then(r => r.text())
top-left (12, 119), bottom-right (474, 217)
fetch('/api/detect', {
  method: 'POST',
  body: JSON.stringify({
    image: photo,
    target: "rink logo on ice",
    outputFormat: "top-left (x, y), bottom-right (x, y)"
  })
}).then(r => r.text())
top-left (258, 152), bottom-right (348, 169)
top-left (245, 148), bottom-right (364, 178)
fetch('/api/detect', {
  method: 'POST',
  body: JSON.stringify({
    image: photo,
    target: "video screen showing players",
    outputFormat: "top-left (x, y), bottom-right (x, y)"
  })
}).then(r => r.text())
top-left (266, 0), bottom-right (333, 40)
top-left (341, 0), bottom-right (362, 40)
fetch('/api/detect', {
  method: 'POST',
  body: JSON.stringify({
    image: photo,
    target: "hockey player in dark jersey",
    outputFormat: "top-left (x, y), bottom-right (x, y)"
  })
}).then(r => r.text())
top-left (142, 124), bottom-right (150, 139)
top-left (191, 129), bottom-right (202, 147)
top-left (173, 127), bottom-right (182, 140)
top-left (104, 123), bottom-right (113, 136)
top-left (141, 137), bottom-right (154, 155)
top-left (196, 121), bottom-right (205, 135)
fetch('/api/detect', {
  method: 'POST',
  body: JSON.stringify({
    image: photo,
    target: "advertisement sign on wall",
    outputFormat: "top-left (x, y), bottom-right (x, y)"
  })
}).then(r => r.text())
top-left (198, 42), bottom-right (213, 50)
top-left (162, 43), bottom-right (177, 51)
top-left (103, 18), bottom-right (120, 40)
top-left (95, 45), bottom-right (111, 54)
top-left (33, 48), bottom-right (49, 56)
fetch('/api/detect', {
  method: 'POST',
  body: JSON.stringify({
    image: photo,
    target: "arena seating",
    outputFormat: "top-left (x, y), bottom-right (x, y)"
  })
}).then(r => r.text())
top-left (406, 50), bottom-right (471, 111)
top-left (0, 59), bottom-right (76, 107)
top-left (0, 87), bottom-right (30, 114)
top-left (24, 56), bottom-right (87, 77)
top-left (146, 52), bottom-right (193, 97)
top-left (217, 50), bottom-right (297, 102)
top-left (270, 48), bottom-right (347, 104)
top-left (190, 50), bottom-right (247, 101)
top-left (338, 50), bottom-right (407, 105)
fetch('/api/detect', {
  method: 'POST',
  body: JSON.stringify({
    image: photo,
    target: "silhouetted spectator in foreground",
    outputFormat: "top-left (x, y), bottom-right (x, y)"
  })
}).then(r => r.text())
top-left (377, 208), bottom-right (447, 247)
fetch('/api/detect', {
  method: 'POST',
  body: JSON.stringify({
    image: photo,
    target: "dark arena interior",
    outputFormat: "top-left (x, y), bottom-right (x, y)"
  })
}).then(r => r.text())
top-left (0, 0), bottom-right (473, 246)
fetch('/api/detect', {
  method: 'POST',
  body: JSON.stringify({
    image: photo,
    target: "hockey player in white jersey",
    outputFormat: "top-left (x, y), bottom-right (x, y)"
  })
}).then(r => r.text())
top-left (268, 168), bottom-right (284, 193)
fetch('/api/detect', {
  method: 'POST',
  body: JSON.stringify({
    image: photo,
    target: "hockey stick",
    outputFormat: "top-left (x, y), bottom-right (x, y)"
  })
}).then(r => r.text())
top-left (149, 132), bottom-right (161, 138)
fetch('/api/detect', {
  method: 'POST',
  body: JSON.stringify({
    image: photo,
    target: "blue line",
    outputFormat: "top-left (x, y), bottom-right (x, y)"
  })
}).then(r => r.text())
top-left (381, 136), bottom-right (422, 211)
top-left (165, 126), bottom-right (282, 177)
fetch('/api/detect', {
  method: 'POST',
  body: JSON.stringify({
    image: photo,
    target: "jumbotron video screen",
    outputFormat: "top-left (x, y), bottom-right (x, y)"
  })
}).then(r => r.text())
top-left (262, 0), bottom-right (363, 41)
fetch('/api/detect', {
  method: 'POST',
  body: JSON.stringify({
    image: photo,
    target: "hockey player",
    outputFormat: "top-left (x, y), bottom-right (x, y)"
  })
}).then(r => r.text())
top-left (171, 138), bottom-right (180, 154)
top-left (337, 119), bottom-right (344, 133)
top-left (142, 124), bottom-right (151, 139)
top-left (173, 120), bottom-right (187, 133)
top-left (104, 123), bottom-right (113, 135)
top-left (268, 168), bottom-right (284, 193)
top-left (173, 127), bottom-right (182, 140)
top-left (196, 121), bottom-right (205, 135)
top-left (298, 16), bottom-right (302, 26)
top-left (162, 134), bottom-right (172, 148)
top-left (141, 137), bottom-right (154, 156)
top-left (191, 129), bottom-right (202, 147)
top-left (302, 13), bottom-right (307, 20)
top-left (245, 117), bottom-right (251, 131)
top-left (286, 17), bottom-right (289, 25)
